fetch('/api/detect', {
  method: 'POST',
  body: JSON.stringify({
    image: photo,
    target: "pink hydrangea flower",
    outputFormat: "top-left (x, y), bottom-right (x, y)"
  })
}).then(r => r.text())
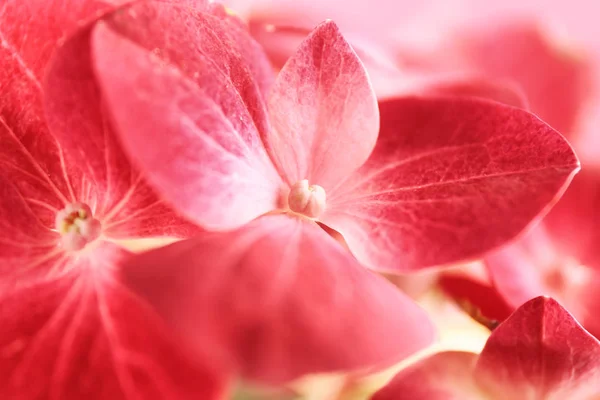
top-left (372, 297), bottom-right (600, 400)
top-left (44, 0), bottom-right (580, 385)
top-left (0, 0), bottom-right (225, 398)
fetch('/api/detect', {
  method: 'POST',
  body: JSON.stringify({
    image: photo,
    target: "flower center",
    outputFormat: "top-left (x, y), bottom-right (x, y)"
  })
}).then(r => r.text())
top-left (287, 180), bottom-right (326, 218)
top-left (55, 202), bottom-right (102, 251)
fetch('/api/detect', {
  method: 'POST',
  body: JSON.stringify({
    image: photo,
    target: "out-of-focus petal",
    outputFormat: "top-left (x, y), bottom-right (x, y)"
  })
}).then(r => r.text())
top-left (0, 243), bottom-right (227, 399)
top-left (475, 296), bottom-right (600, 399)
top-left (459, 23), bottom-right (592, 137)
top-left (122, 214), bottom-right (435, 385)
top-left (419, 78), bottom-right (528, 109)
top-left (486, 223), bottom-right (600, 337)
top-left (542, 167), bottom-right (600, 270)
top-left (371, 352), bottom-right (483, 400)
top-left (83, 2), bottom-right (281, 230)
top-left (266, 20), bottom-right (379, 189)
top-left (322, 96), bottom-right (579, 271)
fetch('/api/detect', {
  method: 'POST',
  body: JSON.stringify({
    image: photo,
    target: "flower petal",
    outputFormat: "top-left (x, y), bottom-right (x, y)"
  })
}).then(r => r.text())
top-left (266, 20), bottom-right (379, 189)
top-left (543, 167), bottom-right (600, 270)
top-left (121, 214), bottom-right (435, 384)
top-left (371, 351), bottom-right (483, 400)
top-left (0, 178), bottom-right (65, 288)
top-left (475, 296), bottom-right (600, 399)
top-left (322, 96), bottom-right (579, 271)
top-left (0, 0), bottom-right (128, 227)
top-left (485, 223), bottom-right (600, 338)
top-left (85, 2), bottom-right (281, 230)
top-left (0, 243), bottom-right (227, 399)
top-left (459, 22), bottom-right (592, 137)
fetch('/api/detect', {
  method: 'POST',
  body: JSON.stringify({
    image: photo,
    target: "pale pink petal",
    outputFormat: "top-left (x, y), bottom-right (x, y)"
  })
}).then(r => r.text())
top-left (371, 352), bottom-right (483, 400)
top-left (122, 214), bottom-right (435, 384)
top-left (0, 0), bottom-right (129, 228)
top-left (322, 96), bottom-right (579, 271)
top-left (266, 20), bottom-right (379, 189)
top-left (86, 2), bottom-right (281, 230)
top-left (0, 243), bottom-right (227, 399)
top-left (475, 296), bottom-right (600, 399)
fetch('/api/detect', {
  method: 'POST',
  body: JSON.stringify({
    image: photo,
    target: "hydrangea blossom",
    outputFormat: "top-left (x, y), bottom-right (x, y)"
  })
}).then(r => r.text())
top-left (42, 0), bottom-right (581, 385)
top-left (0, 0), bottom-right (224, 398)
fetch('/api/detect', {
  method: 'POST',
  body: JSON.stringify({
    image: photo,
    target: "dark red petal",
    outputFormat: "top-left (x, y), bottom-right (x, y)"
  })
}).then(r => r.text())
top-left (0, 0), bottom-right (128, 227)
top-left (122, 214), bottom-right (435, 385)
top-left (266, 20), bottom-right (379, 190)
top-left (439, 273), bottom-right (513, 325)
top-left (322, 96), bottom-right (579, 271)
top-left (475, 296), bottom-right (600, 398)
top-left (85, 2), bottom-right (281, 230)
top-left (371, 351), bottom-right (482, 400)
top-left (0, 243), bottom-right (227, 399)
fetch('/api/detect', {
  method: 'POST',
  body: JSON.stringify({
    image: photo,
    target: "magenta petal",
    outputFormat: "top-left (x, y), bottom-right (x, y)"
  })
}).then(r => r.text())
top-left (266, 20), bottom-right (379, 189)
top-left (371, 352), bottom-right (482, 400)
top-left (0, 243), bottom-right (227, 399)
top-left (122, 214), bottom-right (434, 384)
top-left (322, 96), bottom-right (579, 271)
top-left (87, 2), bottom-right (281, 230)
top-left (475, 297), bottom-right (600, 399)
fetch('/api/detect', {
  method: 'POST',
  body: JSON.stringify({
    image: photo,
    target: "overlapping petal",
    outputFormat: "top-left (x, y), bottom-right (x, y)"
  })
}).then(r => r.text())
top-left (372, 297), bottom-right (600, 400)
top-left (265, 20), bottom-right (379, 189)
top-left (0, 243), bottom-right (227, 400)
top-left (83, 1), bottom-right (281, 230)
top-left (0, 0), bottom-right (128, 228)
top-left (121, 214), bottom-right (435, 385)
top-left (322, 96), bottom-right (579, 271)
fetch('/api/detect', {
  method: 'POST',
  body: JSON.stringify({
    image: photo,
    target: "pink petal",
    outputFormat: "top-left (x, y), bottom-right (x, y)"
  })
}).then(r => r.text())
top-left (322, 96), bottom-right (579, 271)
top-left (543, 167), bottom-right (600, 270)
top-left (122, 214), bottom-right (435, 385)
top-left (460, 22), bottom-right (592, 137)
top-left (371, 352), bottom-right (483, 400)
top-left (266, 20), bottom-right (379, 189)
top-left (0, 242), bottom-right (227, 399)
top-left (475, 296), bottom-right (600, 399)
top-left (0, 0), bottom-right (128, 228)
top-left (86, 2), bottom-right (281, 230)
top-left (486, 223), bottom-right (600, 338)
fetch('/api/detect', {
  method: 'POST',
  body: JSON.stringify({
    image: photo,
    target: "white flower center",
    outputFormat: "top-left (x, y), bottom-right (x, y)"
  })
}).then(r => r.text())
top-left (288, 180), bottom-right (326, 218)
top-left (55, 202), bottom-right (102, 251)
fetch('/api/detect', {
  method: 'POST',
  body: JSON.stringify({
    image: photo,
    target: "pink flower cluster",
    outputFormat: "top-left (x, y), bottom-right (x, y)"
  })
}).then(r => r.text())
top-left (0, 0), bottom-right (598, 399)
